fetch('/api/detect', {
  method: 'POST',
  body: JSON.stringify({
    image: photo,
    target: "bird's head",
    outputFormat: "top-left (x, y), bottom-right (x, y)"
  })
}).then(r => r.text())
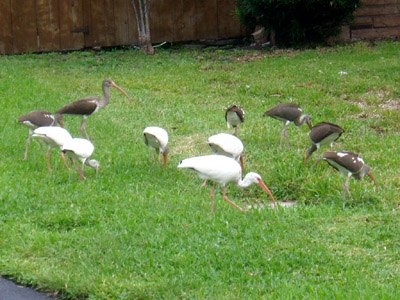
top-left (242, 172), bottom-right (277, 208)
top-left (85, 159), bottom-right (101, 173)
top-left (305, 144), bottom-right (317, 163)
top-left (104, 79), bottom-right (130, 101)
top-left (302, 114), bottom-right (312, 129)
top-left (356, 164), bottom-right (378, 192)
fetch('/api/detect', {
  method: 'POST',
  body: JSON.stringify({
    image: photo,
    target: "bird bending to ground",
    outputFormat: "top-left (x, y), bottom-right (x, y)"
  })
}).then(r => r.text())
top-left (207, 133), bottom-right (244, 172)
top-left (225, 104), bottom-right (245, 136)
top-left (322, 151), bottom-right (378, 200)
top-left (62, 138), bottom-right (100, 180)
top-left (306, 122), bottom-right (344, 167)
top-left (18, 110), bottom-right (58, 160)
top-left (143, 126), bottom-right (169, 168)
top-left (32, 126), bottom-right (73, 172)
top-left (264, 103), bottom-right (312, 149)
top-left (178, 155), bottom-right (276, 212)
top-left (56, 79), bottom-right (130, 140)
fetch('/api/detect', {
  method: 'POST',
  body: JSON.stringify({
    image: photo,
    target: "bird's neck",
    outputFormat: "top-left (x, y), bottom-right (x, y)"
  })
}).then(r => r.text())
top-left (294, 114), bottom-right (307, 126)
top-left (236, 176), bottom-right (253, 188)
top-left (100, 85), bottom-right (111, 108)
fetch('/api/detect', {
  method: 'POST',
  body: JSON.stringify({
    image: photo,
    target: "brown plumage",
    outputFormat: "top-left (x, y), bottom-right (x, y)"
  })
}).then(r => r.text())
top-left (18, 110), bottom-right (57, 160)
top-left (56, 79), bottom-right (129, 140)
top-left (225, 105), bottom-right (245, 136)
top-left (306, 122), bottom-right (344, 167)
top-left (264, 103), bottom-right (312, 148)
top-left (322, 151), bottom-right (378, 200)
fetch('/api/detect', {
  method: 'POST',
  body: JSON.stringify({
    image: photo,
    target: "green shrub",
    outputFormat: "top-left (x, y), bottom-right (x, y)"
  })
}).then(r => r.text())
top-left (236, 0), bottom-right (361, 47)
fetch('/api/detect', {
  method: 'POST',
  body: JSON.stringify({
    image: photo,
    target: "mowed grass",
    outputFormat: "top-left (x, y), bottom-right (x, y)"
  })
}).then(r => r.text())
top-left (1, 41), bottom-right (400, 299)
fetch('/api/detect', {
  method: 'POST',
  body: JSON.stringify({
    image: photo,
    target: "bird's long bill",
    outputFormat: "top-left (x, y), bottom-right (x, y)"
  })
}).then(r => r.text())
top-left (368, 172), bottom-right (379, 192)
top-left (110, 82), bottom-right (130, 100)
top-left (163, 153), bottom-right (168, 169)
top-left (257, 178), bottom-right (277, 208)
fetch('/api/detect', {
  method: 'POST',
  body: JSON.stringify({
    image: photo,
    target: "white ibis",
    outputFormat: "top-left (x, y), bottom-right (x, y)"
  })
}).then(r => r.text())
top-left (32, 126), bottom-right (73, 172)
top-left (207, 133), bottom-right (244, 172)
top-left (143, 126), bottom-right (169, 168)
top-left (178, 155), bottom-right (276, 212)
top-left (225, 104), bottom-right (245, 136)
top-left (263, 103), bottom-right (312, 148)
top-left (18, 110), bottom-right (58, 160)
top-left (306, 122), bottom-right (344, 167)
top-left (55, 79), bottom-right (130, 140)
top-left (61, 138), bottom-right (100, 180)
top-left (322, 151), bottom-right (378, 200)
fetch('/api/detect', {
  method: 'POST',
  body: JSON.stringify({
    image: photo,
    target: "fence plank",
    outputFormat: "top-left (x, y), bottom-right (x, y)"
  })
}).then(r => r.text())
top-left (36, 0), bottom-right (60, 52)
top-left (0, 0), bottom-right (13, 54)
top-left (195, 0), bottom-right (218, 39)
top-left (114, 0), bottom-right (130, 45)
top-left (150, 0), bottom-right (174, 42)
top-left (10, 0), bottom-right (37, 53)
top-left (217, 0), bottom-right (242, 38)
top-left (59, 0), bottom-right (85, 50)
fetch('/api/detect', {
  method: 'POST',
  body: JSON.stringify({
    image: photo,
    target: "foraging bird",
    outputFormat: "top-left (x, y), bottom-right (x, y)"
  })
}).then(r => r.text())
top-left (32, 126), bottom-right (73, 172)
top-left (306, 122), bottom-right (344, 167)
top-left (207, 133), bottom-right (244, 172)
top-left (143, 126), bottom-right (169, 168)
top-left (56, 79), bottom-right (130, 140)
top-left (225, 104), bottom-right (245, 136)
top-left (178, 155), bottom-right (276, 212)
top-left (18, 110), bottom-right (58, 160)
top-left (322, 151), bottom-right (378, 200)
top-left (264, 103), bottom-right (312, 149)
top-left (62, 138), bottom-right (100, 180)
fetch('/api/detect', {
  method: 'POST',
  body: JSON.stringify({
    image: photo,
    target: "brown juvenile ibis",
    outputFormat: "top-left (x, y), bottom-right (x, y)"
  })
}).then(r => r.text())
top-left (178, 155), bottom-right (276, 212)
top-left (225, 104), bottom-right (245, 136)
top-left (322, 151), bottom-right (378, 200)
top-left (56, 79), bottom-right (130, 140)
top-left (306, 122), bottom-right (344, 167)
top-left (18, 110), bottom-right (58, 160)
top-left (143, 126), bottom-right (169, 168)
top-left (62, 138), bottom-right (100, 180)
top-left (263, 103), bottom-right (312, 149)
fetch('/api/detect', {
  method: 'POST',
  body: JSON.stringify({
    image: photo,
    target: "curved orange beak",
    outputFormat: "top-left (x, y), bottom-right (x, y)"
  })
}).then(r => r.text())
top-left (110, 81), bottom-right (130, 101)
top-left (367, 172), bottom-right (378, 192)
top-left (257, 178), bottom-right (277, 209)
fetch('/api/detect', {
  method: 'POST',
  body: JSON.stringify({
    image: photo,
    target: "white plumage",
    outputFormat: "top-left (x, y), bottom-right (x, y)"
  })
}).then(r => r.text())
top-left (143, 126), bottom-right (169, 168)
top-left (62, 138), bottom-right (100, 179)
top-left (32, 126), bottom-right (73, 171)
top-left (178, 155), bottom-right (276, 212)
top-left (207, 133), bottom-right (244, 171)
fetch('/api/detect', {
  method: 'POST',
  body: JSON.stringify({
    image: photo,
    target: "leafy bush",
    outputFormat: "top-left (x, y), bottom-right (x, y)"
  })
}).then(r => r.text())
top-left (236, 0), bottom-right (361, 47)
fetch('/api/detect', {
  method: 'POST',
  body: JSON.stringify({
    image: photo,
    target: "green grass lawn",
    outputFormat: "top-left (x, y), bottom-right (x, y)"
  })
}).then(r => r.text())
top-left (1, 41), bottom-right (400, 299)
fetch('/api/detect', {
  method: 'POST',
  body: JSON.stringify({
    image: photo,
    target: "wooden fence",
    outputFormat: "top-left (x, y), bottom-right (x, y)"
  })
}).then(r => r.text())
top-left (1, 0), bottom-right (399, 55)
top-left (0, 0), bottom-right (242, 54)
top-left (341, 0), bottom-right (400, 40)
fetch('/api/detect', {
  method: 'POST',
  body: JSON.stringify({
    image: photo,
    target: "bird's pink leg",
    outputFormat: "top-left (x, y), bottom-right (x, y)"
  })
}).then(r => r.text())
top-left (284, 126), bottom-right (290, 149)
top-left (23, 133), bottom-right (32, 160)
top-left (80, 118), bottom-right (90, 140)
top-left (61, 152), bottom-right (70, 170)
top-left (151, 151), bottom-right (155, 163)
top-left (74, 163), bottom-right (86, 180)
top-left (201, 179), bottom-right (208, 187)
top-left (46, 148), bottom-right (53, 172)
top-left (312, 147), bottom-right (321, 169)
top-left (345, 174), bottom-right (353, 201)
top-left (221, 186), bottom-right (243, 212)
top-left (210, 183), bottom-right (216, 213)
